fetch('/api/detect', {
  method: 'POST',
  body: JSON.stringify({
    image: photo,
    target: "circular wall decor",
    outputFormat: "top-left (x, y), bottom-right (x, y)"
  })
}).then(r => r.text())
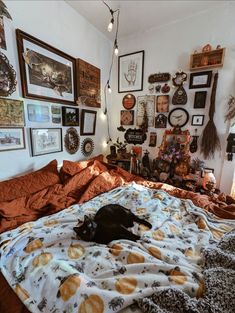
top-left (168, 108), bottom-right (189, 128)
top-left (172, 70), bottom-right (187, 87)
top-left (122, 94), bottom-right (136, 110)
top-left (0, 51), bottom-right (17, 97)
top-left (81, 138), bottom-right (94, 156)
top-left (64, 127), bottom-right (80, 154)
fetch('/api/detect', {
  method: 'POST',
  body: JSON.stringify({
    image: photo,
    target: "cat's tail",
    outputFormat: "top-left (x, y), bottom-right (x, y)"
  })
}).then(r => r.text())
top-left (133, 214), bottom-right (152, 229)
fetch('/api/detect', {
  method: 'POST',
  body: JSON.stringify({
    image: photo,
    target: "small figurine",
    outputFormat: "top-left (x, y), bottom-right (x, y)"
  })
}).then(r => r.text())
top-left (202, 44), bottom-right (212, 52)
top-left (155, 85), bottom-right (161, 93)
top-left (161, 83), bottom-right (170, 93)
top-left (216, 45), bottom-right (221, 50)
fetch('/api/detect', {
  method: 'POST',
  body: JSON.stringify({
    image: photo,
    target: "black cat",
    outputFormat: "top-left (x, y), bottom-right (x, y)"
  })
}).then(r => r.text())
top-left (73, 204), bottom-right (152, 244)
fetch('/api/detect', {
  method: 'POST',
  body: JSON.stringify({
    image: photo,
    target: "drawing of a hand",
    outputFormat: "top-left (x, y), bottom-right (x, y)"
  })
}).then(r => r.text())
top-left (124, 60), bottom-right (137, 86)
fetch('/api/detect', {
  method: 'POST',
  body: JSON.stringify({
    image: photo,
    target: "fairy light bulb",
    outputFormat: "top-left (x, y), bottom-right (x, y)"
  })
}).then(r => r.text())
top-left (107, 81), bottom-right (112, 94)
top-left (114, 39), bottom-right (118, 55)
top-left (108, 17), bottom-right (114, 32)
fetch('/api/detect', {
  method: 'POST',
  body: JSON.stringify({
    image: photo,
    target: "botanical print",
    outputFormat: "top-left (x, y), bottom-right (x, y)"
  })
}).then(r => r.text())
top-left (0, 98), bottom-right (24, 126)
top-left (0, 17), bottom-right (6, 50)
top-left (27, 103), bottom-right (50, 123)
top-left (0, 128), bottom-right (25, 151)
top-left (0, 183), bottom-right (234, 313)
top-left (24, 49), bottom-right (72, 96)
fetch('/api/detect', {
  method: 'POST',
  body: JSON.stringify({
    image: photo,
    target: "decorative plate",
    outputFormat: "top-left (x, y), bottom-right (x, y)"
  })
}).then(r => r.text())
top-left (0, 51), bottom-right (17, 97)
top-left (81, 138), bottom-right (94, 156)
top-left (168, 108), bottom-right (189, 128)
top-left (122, 94), bottom-right (136, 110)
top-left (64, 127), bottom-right (80, 154)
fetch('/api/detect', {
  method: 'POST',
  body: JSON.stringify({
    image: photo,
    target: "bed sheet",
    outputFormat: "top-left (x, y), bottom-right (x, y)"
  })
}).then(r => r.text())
top-left (0, 183), bottom-right (234, 313)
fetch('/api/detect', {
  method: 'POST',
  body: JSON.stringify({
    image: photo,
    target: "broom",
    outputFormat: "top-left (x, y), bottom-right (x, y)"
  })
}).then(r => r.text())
top-left (200, 72), bottom-right (221, 159)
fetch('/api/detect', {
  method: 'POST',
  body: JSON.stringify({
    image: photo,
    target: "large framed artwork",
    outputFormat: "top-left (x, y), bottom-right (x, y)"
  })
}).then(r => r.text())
top-left (0, 98), bottom-right (24, 126)
top-left (80, 109), bottom-right (97, 135)
top-left (30, 128), bottom-right (62, 156)
top-left (76, 58), bottom-right (101, 108)
top-left (16, 29), bottom-right (77, 105)
top-left (0, 127), bottom-right (25, 152)
top-left (118, 50), bottom-right (144, 93)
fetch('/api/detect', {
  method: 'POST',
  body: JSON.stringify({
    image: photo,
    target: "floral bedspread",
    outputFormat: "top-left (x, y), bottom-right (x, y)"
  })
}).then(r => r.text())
top-left (0, 183), bottom-right (234, 313)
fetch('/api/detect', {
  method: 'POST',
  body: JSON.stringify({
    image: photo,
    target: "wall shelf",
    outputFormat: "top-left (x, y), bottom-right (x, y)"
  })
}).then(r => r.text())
top-left (190, 48), bottom-right (225, 71)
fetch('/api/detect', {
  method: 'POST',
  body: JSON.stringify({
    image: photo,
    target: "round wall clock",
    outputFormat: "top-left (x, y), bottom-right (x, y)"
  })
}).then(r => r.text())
top-left (122, 94), bottom-right (136, 110)
top-left (64, 127), bottom-right (80, 154)
top-left (81, 138), bottom-right (94, 156)
top-left (168, 108), bottom-right (189, 128)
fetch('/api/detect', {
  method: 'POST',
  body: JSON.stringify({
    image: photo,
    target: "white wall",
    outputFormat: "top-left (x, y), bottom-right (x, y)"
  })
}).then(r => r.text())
top-left (110, 2), bottom-right (235, 194)
top-left (0, 0), bottom-right (111, 180)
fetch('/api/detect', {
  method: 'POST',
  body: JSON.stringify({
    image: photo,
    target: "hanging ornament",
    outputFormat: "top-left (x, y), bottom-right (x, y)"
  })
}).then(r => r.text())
top-left (155, 84), bottom-right (161, 93)
top-left (81, 138), bottom-right (94, 157)
top-left (161, 83), bottom-right (170, 93)
top-left (172, 70), bottom-right (188, 105)
top-left (190, 129), bottom-right (199, 153)
top-left (172, 85), bottom-right (188, 105)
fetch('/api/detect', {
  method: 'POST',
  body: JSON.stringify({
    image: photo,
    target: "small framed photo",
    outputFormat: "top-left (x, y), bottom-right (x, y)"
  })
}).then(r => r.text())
top-left (118, 50), bottom-right (144, 93)
top-left (189, 71), bottom-right (212, 89)
top-left (194, 91), bottom-right (207, 109)
top-left (120, 110), bottom-right (134, 125)
top-left (80, 109), bottom-right (97, 135)
top-left (155, 114), bottom-right (167, 128)
top-left (62, 106), bottom-right (79, 126)
top-left (191, 115), bottom-right (204, 126)
top-left (30, 128), bottom-right (62, 156)
top-left (0, 127), bottom-right (25, 152)
top-left (156, 95), bottom-right (169, 113)
top-left (201, 167), bottom-right (214, 178)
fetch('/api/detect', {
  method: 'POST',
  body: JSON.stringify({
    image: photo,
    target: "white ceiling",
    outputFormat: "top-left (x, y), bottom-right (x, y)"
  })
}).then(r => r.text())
top-left (66, 0), bottom-right (226, 40)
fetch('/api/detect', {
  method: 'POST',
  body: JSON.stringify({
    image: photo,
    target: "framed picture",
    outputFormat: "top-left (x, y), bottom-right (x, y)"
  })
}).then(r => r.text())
top-left (189, 71), bottom-right (212, 89)
top-left (155, 114), bottom-right (167, 128)
top-left (201, 167), bottom-right (214, 178)
top-left (16, 29), bottom-right (77, 105)
top-left (64, 127), bottom-right (80, 154)
top-left (51, 105), bottom-right (61, 124)
top-left (118, 50), bottom-right (144, 93)
top-left (136, 95), bottom-right (155, 127)
top-left (191, 115), bottom-right (204, 126)
top-left (122, 94), bottom-right (136, 110)
top-left (80, 109), bottom-right (97, 135)
top-left (0, 17), bottom-right (6, 50)
top-left (30, 128), bottom-right (62, 156)
top-left (81, 138), bottom-right (94, 157)
top-left (76, 58), bottom-right (100, 108)
top-left (156, 95), bottom-right (169, 113)
top-left (27, 103), bottom-right (50, 123)
top-left (0, 98), bottom-right (24, 126)
top-left (149, 132), bottom-right (157, 147)
top-left (62, 106), bottom-right (79, 126)
top-left (0, 128), bottom-right (25, 152)
top-left (120, 110), bottom-right (134, 125)
top-left (194, 91), bottom-right (207, 109)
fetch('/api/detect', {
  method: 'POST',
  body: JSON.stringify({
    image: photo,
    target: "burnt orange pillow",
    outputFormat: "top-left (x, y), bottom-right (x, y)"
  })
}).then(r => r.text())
top-left (60, 154), bottom-right (104, 180)
top-left (0, 160), bottom-right (61, 202)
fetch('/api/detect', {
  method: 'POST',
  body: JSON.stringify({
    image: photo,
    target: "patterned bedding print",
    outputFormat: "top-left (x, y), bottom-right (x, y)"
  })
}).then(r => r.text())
top-left (0, 183), bottom-right (234, 313)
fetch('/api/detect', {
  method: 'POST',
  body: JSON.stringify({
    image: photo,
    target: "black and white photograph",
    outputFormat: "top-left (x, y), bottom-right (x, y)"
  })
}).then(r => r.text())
top-left (118, 50), bottom-right (144, 93)
top-left (62, 106), bottom-right (79, 126)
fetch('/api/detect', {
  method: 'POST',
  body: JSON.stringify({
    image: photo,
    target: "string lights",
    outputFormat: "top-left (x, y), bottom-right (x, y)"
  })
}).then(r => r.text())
top-left (103, 1), bottom-right (120, 143)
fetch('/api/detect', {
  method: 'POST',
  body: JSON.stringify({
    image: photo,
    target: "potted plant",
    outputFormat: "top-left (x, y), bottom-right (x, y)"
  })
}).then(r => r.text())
top-left (113, 138), bottom-right (128, 158)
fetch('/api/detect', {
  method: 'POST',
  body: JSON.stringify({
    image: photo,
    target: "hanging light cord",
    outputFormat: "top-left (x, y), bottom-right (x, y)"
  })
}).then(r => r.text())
top-left (102, 1), bottom-right (120, 144)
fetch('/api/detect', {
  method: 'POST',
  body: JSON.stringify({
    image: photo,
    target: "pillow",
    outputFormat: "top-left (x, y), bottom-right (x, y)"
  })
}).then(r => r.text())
top-left (0, 160), bottom-right (61, 202)
top-left (60, 154), bottom-right (104, 180)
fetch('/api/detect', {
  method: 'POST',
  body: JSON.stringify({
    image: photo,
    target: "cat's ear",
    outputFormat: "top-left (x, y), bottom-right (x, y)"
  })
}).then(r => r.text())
top-left (84, 215), bottom-right (90, 223)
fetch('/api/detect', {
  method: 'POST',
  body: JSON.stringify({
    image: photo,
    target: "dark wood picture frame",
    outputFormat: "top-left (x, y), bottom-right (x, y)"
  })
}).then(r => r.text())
top-left (16, 29), bottom-right (77, 105)
top-left (194, 91), bottom-right (207, 108)
top-left (0, 127), bottom-right (25, 152)
top-left (189, 71), bottom-right (212, 89)
top-left (30, 128), bottom-right (62, 156)
top-left (118, 50), bottom-right (144, 93)
top-left (62, 106), bottom-right (79, 126)
top-left (191, 114), bottom-right (204, 126)
top-left (80, 109), bottom-right (97, 135)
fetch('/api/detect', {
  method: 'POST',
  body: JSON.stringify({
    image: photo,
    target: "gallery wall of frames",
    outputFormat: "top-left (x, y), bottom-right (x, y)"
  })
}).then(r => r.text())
top-left (0, 0), bottom-right (111, 180)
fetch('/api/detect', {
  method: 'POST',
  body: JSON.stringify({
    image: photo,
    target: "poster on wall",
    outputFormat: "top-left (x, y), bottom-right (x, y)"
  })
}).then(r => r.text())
top-left (136, 95), bottom-right (155, 127)
top-left (118, 50), bottom-right (144, 93)
top-left (76, 58), bottom-right (101, 108)
top-left (0, 98), bottom-right (24, 126)
top-left (16, 29), bottom-right (77, 105)
top-left (0, 17), bottom-right (6, 50)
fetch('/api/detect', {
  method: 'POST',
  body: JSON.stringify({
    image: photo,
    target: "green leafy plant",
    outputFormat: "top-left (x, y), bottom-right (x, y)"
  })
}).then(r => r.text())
top-left (113, 137), bottom-right (128, 150)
